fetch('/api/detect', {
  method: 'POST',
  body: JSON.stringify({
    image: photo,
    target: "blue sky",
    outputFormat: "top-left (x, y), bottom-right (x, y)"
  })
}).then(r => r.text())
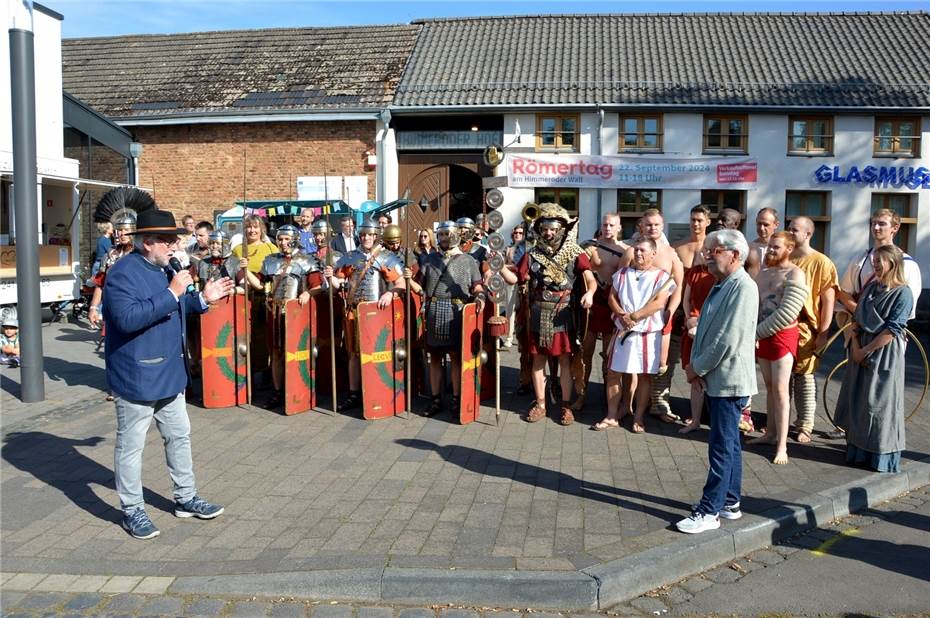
top-left (46, 0), bottom-right (927, 39)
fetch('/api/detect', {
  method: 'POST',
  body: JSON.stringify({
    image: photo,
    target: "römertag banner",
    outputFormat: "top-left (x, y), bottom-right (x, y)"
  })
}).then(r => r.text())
top-left (506, 153), bottom-right (758, 189)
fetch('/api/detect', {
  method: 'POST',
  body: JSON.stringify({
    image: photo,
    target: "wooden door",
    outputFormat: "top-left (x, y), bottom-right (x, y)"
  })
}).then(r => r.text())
top-left (398, 164), bottom-right (449, 241)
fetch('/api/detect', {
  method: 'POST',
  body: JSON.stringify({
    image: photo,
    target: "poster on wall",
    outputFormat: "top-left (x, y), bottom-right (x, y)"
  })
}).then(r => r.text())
top-left (297, 176), bottom-right (369, 207)
top-left (506, 154), bottom-right (758, 189)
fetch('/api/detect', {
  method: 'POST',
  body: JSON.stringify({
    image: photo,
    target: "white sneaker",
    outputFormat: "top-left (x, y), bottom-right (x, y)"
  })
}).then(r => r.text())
top-left (719, 502), bottom-right (742, 520)
top-left (676, 511), bottom-right (720, 534)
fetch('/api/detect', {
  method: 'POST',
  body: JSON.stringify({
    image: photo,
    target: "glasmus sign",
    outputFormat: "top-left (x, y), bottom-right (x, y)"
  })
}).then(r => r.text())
top-left (814, 164), bottom-right (930, 189)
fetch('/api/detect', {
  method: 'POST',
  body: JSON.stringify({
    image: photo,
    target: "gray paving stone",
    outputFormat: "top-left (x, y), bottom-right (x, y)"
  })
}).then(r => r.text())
top-left (311, 604), bottom-right (353, 618)
top-left (703, 565), bottom-right (742, 584)
top-left (661, 585), bottom-right (694, 605)
top-left (440, 610), bottom-right (480, 618)
top-left (63, 592), bottom-right (106, 611)
top-left (184, 597), bottom-right (229, 616)
top-left (15, 591), bottom-right (69, 610)
top-left (229, 601), bottom-right (271, 617)
top-left (103, 593), bottom-right (147, 612)
top-left (747, 549), bottom-right (785, 566)
top-left (397, 609), bottom-right (436, 618)
top-left (271, 601), bottom-right (308, 617)
top-left (356, 607), bottom-right (394, 618)
top-left (678, 576), bottom-right (713, 594)
top-left (140, 595), bottom-right (185, 615)
top-left (0, 591), bottom-right (27, 609)
top-left (629, 596), bottom-right (668, 613)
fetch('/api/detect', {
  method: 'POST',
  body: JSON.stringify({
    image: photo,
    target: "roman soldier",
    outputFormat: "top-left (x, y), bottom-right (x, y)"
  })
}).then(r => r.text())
top-left (457, 217), bottom-right (489, 265)
top-left (324, 218), bottom-right (406, 412)
top-left (194, 230), bottom-right (239, 289)
top-left (241, 224), bottom-right (323, 406)
top-left (416, 220), bottom-right (486, 416)
top-left (310, 219), bottom-right (340, 266)
top-left (517, 203), bottom-right (596, 426)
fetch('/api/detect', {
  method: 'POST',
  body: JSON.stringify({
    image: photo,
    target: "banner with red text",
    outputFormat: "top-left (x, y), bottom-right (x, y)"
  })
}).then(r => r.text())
top-left (506, 154), bottom-right (758, 189)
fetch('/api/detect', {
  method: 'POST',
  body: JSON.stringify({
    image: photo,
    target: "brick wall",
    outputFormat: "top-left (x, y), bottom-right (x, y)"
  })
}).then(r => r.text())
top-left (133, 120), bottom-right (377, 223)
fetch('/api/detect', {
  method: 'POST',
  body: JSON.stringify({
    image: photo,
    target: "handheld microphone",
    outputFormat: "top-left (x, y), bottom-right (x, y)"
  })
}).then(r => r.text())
top-left (168, 257), bottom-right (197, 295)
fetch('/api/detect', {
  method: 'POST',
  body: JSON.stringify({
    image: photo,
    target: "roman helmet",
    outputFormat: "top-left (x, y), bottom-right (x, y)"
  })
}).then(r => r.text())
top-left (455, 217), bottom-right (476, 244)
top-left (532, 202), bottom-right (575, 253)
top-left (436, 220), bottom-right (460, 252)
top-left (207, 230), bottom-right (230, 258)
top-left (110, 208), bottom-right (138, 244)
top-left (275, 224), bottom-right (299, 255)
top-left (311, 219), bottom-right (330, 235)
top-left (382, 224), bottom-right (402, 245)
top-left (357, 217), bottom-right (381, 237)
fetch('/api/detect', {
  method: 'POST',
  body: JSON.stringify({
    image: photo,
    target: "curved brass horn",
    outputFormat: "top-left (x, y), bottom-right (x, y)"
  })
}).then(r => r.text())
top-left (521, 203), bottom-right (539, 224)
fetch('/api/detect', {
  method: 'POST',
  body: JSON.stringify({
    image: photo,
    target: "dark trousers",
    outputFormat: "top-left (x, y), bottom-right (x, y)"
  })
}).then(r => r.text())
top-left (697, 395), bottom-right (748, 515)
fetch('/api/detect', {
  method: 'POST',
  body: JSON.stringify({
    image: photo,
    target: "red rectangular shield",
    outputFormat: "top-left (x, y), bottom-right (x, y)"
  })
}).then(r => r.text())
top-left (358, 297), bottom-right (406, 420)
top-left (459, 302), bottom-right (483, 425)
top-left (283, 299), bottom-right (314, 415)
top-left (200, 292), bottom-right (250, 408)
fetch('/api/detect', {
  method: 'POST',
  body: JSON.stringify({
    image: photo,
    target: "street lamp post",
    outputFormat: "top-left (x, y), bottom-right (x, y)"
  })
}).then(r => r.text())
top-left (9, 0), bottom-right (44, 402)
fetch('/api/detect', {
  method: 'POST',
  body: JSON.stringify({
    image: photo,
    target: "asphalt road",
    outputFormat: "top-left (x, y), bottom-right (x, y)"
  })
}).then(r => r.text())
top-left (624, 484), bottom-right (930, 617)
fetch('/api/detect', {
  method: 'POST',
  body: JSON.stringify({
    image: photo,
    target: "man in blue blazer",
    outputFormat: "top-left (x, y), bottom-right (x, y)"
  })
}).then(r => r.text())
top-left (103, 209), bottom-right (235, 539)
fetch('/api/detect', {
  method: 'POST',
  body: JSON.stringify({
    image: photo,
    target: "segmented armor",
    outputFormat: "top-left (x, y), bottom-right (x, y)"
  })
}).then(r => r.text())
top-left (337, 249), bottom-right (403, 305)
top-left (196, 256), bottom-right (239, 285)
top-left (260, 251), bottom-right (321, 307)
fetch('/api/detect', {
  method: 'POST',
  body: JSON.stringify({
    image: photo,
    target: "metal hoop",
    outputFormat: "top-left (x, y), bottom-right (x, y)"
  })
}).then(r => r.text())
top-left (821, 327), bottom-right (929, 427)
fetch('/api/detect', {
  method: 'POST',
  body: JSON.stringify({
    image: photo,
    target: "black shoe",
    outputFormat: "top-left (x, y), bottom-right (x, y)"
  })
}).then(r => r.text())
top-left (425, 395), bottom-right (442, 417)
top-left (450, 395), bottom-right (459, 411)
top-left (337, 391), bottom-right (361, 412)
top-left (824, 428), bottom-right (846, 440)
top-left (268, 390), bottom-right (284, 408)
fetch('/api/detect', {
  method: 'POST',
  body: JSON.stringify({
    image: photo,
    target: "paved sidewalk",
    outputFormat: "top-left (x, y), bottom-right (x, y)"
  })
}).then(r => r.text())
top-left (1, 318), bottom-right (928, 609)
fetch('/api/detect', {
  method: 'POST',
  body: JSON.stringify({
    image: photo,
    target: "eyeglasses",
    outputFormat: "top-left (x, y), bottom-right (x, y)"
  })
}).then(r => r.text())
top-left (701, 246), bottom-right (730, 257)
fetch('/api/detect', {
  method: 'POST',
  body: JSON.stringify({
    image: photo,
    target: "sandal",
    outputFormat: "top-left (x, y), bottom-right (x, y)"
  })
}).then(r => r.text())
top-left (591, 418), bottom-right (619, 431)
top-left (654, 411), bottom-right (680, 424)
top-left (525, 401), bottom-right (546, 423)
top-left (796, 429), bottom-right (812, 444)
top-left (559, 405), bottom-right (574, 426)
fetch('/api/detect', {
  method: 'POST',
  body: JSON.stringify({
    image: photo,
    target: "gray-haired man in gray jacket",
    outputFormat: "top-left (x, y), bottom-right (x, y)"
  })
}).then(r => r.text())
top-left (679, 229), bottom-right (758, 534)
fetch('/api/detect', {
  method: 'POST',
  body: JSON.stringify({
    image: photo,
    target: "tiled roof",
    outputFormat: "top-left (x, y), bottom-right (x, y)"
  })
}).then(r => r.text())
top-left (394, 12), bottom-right (930, 108)
top-left (61, 24), bottom-right (421, 118)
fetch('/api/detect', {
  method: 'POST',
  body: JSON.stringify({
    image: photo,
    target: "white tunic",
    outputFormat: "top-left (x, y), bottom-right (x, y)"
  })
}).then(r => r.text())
top-left (608, 267), bottom-right (674, 375)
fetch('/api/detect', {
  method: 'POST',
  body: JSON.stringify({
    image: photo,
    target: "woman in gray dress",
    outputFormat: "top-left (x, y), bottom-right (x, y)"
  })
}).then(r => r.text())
top-left (835, 245), bottom-right (913, 473)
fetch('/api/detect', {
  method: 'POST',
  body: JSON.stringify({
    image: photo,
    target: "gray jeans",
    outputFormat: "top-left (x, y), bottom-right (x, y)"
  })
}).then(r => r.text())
top-left (114, 393), bottom-right (196, 513)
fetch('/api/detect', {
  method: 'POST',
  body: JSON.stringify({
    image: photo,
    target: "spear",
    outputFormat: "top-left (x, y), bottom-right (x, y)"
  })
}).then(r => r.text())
top-left (241, 148), bottom-right (253, 408)
top-left (324, 173), bottom-right (338, 416)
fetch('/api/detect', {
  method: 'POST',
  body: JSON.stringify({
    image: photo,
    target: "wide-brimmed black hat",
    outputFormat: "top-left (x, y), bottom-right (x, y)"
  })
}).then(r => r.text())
top-left (130, 210), bottom-right (187, 236)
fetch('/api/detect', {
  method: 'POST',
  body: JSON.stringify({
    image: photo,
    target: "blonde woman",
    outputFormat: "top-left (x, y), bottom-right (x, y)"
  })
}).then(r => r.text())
top-left (834, 245), bottom-right (913, 473)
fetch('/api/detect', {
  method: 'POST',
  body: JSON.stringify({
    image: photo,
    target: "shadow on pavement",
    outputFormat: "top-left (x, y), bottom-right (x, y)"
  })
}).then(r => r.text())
top-left (396, 438), bottom-right (690, 523)
top-left (1, 431), bottom-right (175, 526)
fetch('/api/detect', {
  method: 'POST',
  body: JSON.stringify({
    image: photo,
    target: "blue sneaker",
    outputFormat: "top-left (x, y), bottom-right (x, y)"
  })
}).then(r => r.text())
top-left (174, 495), bottom-right (224, 519)
top-left (122, 509), bottom-right (160, 540)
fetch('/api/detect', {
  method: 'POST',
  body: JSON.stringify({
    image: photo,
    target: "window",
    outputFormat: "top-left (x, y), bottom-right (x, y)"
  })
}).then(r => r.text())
top-left (617, 190), bottom-right (662, 239)
top-left (871, 193), bottom-right (917, 254)
top-left (620, 114), bottom-right (663, 151)
top-left (536, 114), bottom-right (578, 151)
top-left (874, 117), bottom-right (921, 156)
top-left (701, 190), bottom-right (747, 233)
top-left (703, 114), bottom-right (748, 153)
top-left (788, 116), bottom-right (833, 154)
top-left (535, 188), bottom-right (579, 218)
top-left (785, 191), bottom-right (830, 253)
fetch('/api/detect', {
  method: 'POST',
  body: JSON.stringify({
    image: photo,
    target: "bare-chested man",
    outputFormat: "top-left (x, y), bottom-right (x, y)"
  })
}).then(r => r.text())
top-left (788, 216), bottom-right (838, 443)
top-left (620, 209), bottom-right (683, 422)
top-left (750, 231), bottom-right (808, 464)
top-left (748, 207), bottom-right (779, 278)
top-left (673, 205), bottom-right (711, 271)
top-left (574, 213), bottom-right (628, 410)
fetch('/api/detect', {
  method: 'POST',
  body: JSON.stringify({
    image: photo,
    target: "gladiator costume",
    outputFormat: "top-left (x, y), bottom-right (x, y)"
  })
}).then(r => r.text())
top-left (517, 216), bottom-right (590, 356)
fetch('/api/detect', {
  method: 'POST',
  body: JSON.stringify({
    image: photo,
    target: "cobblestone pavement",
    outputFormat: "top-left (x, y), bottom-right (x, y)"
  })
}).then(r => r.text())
top-left (2, 486), bottom-right (926, 616)
top-left (1, 320), bottom-right (928, 608)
